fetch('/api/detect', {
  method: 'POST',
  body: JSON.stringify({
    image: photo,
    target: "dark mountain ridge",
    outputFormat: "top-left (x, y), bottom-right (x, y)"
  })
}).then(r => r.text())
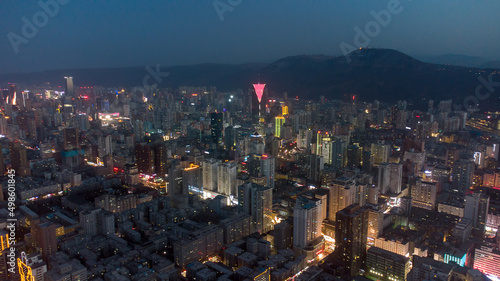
top-left (2, 48), bottom-right (499, 103)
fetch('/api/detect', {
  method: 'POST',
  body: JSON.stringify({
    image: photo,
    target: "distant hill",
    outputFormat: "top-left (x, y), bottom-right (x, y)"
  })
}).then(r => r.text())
top-left (1, 48), bottom-right (499, 104)
top-left (416, 54), bottom-right (490, 68)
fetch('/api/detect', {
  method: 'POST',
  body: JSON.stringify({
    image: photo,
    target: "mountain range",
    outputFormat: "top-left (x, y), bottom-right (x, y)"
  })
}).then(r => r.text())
top-left (2, 48), bottom-right (499, 106)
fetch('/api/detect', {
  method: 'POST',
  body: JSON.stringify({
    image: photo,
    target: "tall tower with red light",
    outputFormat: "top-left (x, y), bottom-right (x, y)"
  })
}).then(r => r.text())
top-left (253, 83), bottom-right (266, 121)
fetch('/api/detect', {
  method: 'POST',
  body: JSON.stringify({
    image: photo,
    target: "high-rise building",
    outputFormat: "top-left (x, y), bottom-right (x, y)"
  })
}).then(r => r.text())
top-left (411, 179), bottom-right (438, 210)
top-left (248, 154), bottom-right (275, 189)
top-left (452, 160), bottom-right (475, 195)
top-left (10, 141), bottom-right (29, 176)
top-left (238, 182), bottom-right (273, 233)
top-left (366, 246), bottom-right (410, 281)
top-left (316, 131), bottom-right (331, 156)
top-left (347, 144), bottom-right (361, 167)
top-left (308, 154), bottom-right (324, 183)
top-left (18, 252), bottom-right (47, 281)
top-left (211, 112), bottom-right (224, 147)
top-left (0, 230), bottom-right (9, 280)
top-left (464, 192), bottom-right (490, 232)
top-left (248, 133), bottom-right (265, 155)
top-left (297, 129), bottom-right (313, 149)
top-left (32, 222), bottom-right (57, 261)
top-left (367, 204), bottom-right (384, 245)
top-left (63, 128), bottom-right (80, 151)
top-left (64, 76), bottom-right (75, 97)
top-left (371, 143), bottom-right (390, 165)
top-left (153, 143), bottom-right (166, 176)
top-left (378, 163), bottom-right (403, 195)
top-left (218, 161), bottom-right (238, 195)
top-left (323, 139), bottom-right (347, 168)
top-left (183, 163), bottom-right (203, 192)
top-left (0, 144), bottom-right (4, 177)
top-left (328, 177), bottom-right (366, 221)
top-left (8, 83), bottom-right (16, 103)
top-left (274, 219), bottom-right (293, 250)
top-left (202, 158), bottom-right (219, 192)
top-left (135, 143), bottom-right (154, 174)
top-left (335, 204), bottom-right (369, 277)
top-left (225, 126), bottom-right (237, 151)
top-left (275, 116), bottom-right (285, 138)
top-left (293, 197), bottom-right (323, 249)
top-left (474, 244), bottom-right (500, 277)
top-left (252, 83), bottom-right (266, 120)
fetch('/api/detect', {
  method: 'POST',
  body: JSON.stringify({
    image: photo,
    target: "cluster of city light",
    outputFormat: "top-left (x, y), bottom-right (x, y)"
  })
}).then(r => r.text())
top-left (86, 157), bottom-right (104, 167)
top-left (27, 191), bottom-right (64, 201)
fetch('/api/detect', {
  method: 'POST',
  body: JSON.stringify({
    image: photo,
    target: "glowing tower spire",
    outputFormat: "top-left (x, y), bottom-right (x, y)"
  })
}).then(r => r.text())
top-left (252, 83), bottom-right (266, 121)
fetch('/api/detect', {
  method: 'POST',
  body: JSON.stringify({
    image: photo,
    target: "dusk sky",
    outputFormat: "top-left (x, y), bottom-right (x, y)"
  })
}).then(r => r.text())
top-left (1, 0), bottom-right (499, 74)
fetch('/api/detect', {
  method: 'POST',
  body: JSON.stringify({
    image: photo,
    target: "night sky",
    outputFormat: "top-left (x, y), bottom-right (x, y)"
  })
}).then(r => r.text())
top-left (1, 0), bottom-right (499, 74)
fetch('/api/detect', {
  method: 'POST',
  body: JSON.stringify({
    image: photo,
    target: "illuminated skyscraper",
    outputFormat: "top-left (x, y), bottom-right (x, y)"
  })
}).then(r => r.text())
top-left (64, 76), bottom-right (74, 97)
top-left (316, 131), bottom-right (331, 156)
top-left (275, 116), bottom-right (285, 138)
top-left (474, 244), bottom-right (500, 277)
top-left (218, 161), bottom-right (238, 195)
top-left (8, 83), bottom-right (16, 105)
top-left (202, 158), bottom-right (219, 192)
top-left (0, 230), bottom-right (8, 280)
top-left (252, 83), bottom-right (266, 120)
top-left (282, 105), bottom-right (289, 116)
top-left (211, 112), bottom-right (224, 148)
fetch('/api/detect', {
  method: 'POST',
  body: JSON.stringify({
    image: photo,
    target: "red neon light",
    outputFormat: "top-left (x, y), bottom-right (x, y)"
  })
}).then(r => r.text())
top-left (253, 83), bottom-right (266, 103)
